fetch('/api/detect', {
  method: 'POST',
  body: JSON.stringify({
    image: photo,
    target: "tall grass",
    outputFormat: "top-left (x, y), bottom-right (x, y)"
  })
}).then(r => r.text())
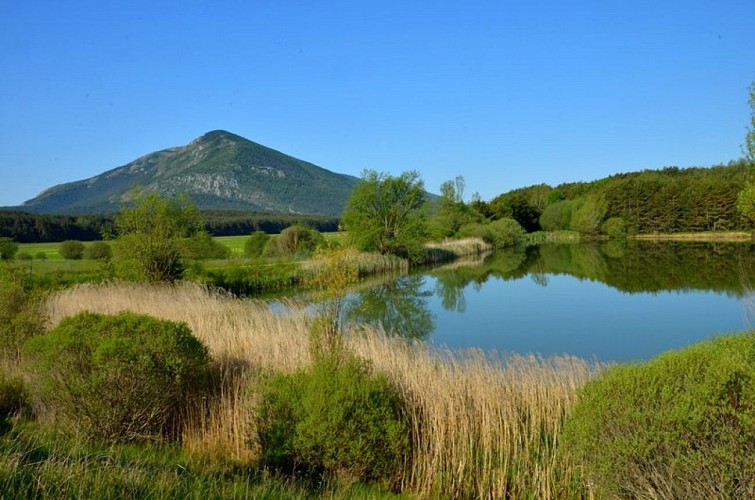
top-left (421, 238), bottom-right (494, 265)
top-left (45, 282), bottom-right (599, 498)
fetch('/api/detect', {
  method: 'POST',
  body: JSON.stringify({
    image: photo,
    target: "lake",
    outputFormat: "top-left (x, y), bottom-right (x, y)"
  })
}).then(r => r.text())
top-left (341, 241), bottom-right (755, 362)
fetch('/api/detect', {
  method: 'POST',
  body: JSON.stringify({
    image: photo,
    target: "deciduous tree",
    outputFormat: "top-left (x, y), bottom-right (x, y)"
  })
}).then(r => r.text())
top-left (341, 170), bottom-right (428, 262)
top-left (114, 192), bottom-right (203, 282)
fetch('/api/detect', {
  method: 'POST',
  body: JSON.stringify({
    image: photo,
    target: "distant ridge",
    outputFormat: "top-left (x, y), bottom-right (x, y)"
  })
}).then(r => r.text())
top-left (18, 130), bottom-right (360, 216)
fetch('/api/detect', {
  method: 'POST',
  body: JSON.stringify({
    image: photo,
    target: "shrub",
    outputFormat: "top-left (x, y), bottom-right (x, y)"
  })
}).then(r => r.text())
top-left (0, 266), bottom-right (46, 360)
top-left (178, 231), bottom-right (231, 260)
top-left (16, 252), bottom-right (32, 260)
top-left (0, 237), bottom-right (18, 261)
top-left (276, 224), bottom-right (324, 257)
top-left (560, 333), bottom-right (755, 498)
top-left (601, 217), bottom-right (627, 239)
top-left (458, 222), bottom-right (495, 244)
top-left (256, 356), bottom-right (410, 487)
top-left (35, 252), bottom-right (47, 260)
top-left (83, 241), bottom-right (112, 260)
top-left (24, 312), bottom-right (211, 443)
top-left (488, 218), bottom-right (525, 247)
top-left (59, 240), bottom-right (85, 260)
top-left (244, 231), bottom-right (270, 258)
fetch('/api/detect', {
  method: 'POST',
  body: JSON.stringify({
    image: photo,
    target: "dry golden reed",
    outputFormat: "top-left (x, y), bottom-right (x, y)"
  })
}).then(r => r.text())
top-left (45, 281), bottom-right (598, 498)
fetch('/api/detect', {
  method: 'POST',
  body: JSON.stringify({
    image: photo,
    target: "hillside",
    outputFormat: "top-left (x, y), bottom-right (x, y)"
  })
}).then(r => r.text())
top-left (18, 130), bottom-right (360, 216)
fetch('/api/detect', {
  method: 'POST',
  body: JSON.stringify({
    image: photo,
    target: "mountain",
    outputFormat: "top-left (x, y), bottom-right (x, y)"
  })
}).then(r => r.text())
top-left (19, 130), bottom-right (360, 216)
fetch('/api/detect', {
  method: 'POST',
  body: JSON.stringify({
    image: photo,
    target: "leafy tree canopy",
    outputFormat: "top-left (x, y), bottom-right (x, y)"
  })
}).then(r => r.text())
top-left (341, 170), bottom-right (428, 262)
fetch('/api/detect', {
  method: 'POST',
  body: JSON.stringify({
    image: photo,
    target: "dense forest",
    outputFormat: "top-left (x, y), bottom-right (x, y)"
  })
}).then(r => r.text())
top-left (478, 159), bottom-right (751, 234)
top-left (0, 209), bottom-right (339, 243)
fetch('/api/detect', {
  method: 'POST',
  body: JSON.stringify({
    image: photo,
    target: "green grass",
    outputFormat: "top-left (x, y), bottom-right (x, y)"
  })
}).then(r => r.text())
top-left (212, 235), bottom-right (247, 256)
top-left (0, 420), bottom-right (408, 499)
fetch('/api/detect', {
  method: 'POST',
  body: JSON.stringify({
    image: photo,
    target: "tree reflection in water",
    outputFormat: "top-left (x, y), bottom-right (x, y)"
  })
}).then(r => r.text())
top-left (345, 274), bottom-right (435, 340)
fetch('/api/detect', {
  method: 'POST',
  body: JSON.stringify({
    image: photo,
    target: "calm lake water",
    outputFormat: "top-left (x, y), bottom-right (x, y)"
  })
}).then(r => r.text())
top-left (341, 241), bottom-right (755, 362)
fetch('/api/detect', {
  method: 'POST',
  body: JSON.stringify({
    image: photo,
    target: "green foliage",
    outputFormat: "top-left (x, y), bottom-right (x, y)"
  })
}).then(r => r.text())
top-left (114, 193), bottom-right (204, 282)
top-left (308, 248), bottom-right (360, 362)
top-left (35, 252), bottom-right (47, 260)
top-left (487, 218), bottom-right (526, 247)
top-left (24, 311), bottom-right (211, 443)
top-left (16, 252), bottom-right (32, 261)
top-left (177, 231), bottom-right (231, 260)
top-left (58, 240), bottom-right (85, 260)
top-left (539, 200), bottom-right (579, 232)
top-left (83, 241), bottom-right (112, 260)
top-left (745, 80), bottom-right (755, 164)
top-left (203, 261), bottom-right (302, 296)
top-left (489, 185), bottom-right (550, 232)
top-left (0, 237), bottom-right (19, 261)
top-left (560, 333), bottom-right (755, 498)
top-left (0, 266), bottom-right (46, 360)
top-left (342, 170), bottom-right (428, 262)
top-left (276, 224), bottom-right (323, 257)
top-left (737, 181), bottom-right (755, 227)
top-left (601, 217), bottom-right (627, 238)
top-left (244, 230), bottom-right (270, 258)
top-left (256, 355), bottom-right (410, 487)
top-left (432, 175), bottom-right (481, 237)
top-left (570, 196), bottom-right (606, 235)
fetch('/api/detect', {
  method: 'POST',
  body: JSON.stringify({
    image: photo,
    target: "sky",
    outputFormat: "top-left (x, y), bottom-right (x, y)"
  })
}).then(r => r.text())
top-left (1, 1), bottom-right (754, 207)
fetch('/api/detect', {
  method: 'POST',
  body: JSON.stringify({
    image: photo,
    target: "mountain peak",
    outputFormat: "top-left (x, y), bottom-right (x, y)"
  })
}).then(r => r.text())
top-left (20, 132), bottom-right (359, 215)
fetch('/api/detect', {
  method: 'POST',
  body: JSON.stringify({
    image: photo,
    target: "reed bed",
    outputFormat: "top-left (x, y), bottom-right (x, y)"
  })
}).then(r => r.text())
top-left (45, 281), bottom-right (599, 498)
top-left (422, 238), bottom-right (494, 265)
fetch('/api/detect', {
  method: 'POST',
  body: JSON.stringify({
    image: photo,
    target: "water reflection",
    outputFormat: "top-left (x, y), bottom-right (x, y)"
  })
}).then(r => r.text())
top-left (343, 241), bottom-right (755, 347)
top-left (345, 274), bottom-right (435, 340)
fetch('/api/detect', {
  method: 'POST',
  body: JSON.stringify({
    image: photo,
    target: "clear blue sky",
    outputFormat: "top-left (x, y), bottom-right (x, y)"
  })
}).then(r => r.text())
top-left (2, 1), bottom-right (753, 207)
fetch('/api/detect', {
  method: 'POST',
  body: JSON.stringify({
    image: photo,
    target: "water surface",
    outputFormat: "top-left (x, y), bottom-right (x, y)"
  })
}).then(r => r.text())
top-left (343, 241), bottom-right (755, 362)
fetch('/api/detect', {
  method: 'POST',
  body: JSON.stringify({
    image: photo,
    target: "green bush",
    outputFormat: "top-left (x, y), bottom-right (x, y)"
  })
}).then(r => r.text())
top-left (178, 231), bottom-right (230, 260)
top-left (59, 240), bottom-right (85, 260)
top-left (276, 224), bottom-right (324, 257)
top-left (256, 356), bottom-right (410, 487)
top-left (83, 241), bottom-right (112, 260)
top-left (24, 312), bottom-right (211, 443)
top-left (16, 252), bottom-right (32, 261)
top-left (244, 231), bottom-right (270, 258)
top-left (35, 251), bottom-right (47, 260)
top-left (0, 266), bottom-right (46, 360)
top-left (0, 237), bottom-right (18, 261)
top-left (601, 217), bottom-right (627, 239)
top-left (488, 218), bottom-right (526, 247)
top-left (560, 333), bottom-right (755, 498)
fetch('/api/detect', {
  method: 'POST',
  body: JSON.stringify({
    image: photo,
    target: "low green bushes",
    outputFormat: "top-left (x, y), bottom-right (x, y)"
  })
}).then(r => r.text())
top-left (59, 240), bottom-right (85, 260)
top-left (560, 333), bottom-right (755, 498)
top-left (83, 241), bottom-right (112, 260)
top-left (0, 266), bottom-right (46, 360)
top-left (24, 312), bottom-right (211, 443)
top-left (256, 355), bottom-right (410, 488)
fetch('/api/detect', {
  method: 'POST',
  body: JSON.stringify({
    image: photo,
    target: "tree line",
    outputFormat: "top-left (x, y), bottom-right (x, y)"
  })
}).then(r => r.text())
top-left (0, 209), bottom-right (338, 243)
top-left (476, 160), bottom-right (752, 235)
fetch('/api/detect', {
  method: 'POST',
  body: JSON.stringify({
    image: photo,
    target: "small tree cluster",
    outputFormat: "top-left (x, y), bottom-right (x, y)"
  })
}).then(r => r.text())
top-left (114, 192), bottom-right (203, 282)
top-left (342, 170), bottom-right (428, 262)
